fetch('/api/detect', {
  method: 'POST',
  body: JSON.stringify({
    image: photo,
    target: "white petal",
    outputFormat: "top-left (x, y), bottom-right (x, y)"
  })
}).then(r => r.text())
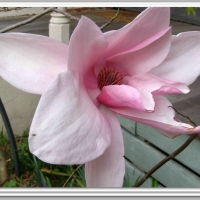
top-left (29, 71), bottom-right (112, 164)
top-left (85, 106), bottom-right (125, 187)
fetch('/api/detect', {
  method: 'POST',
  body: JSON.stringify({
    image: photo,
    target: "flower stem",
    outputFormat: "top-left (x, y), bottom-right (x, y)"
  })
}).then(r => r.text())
top-left (52, 8), bottom-right (80, 21)
top-left (0, 7), bottom-right (56, 33)
top-left (133, 134), bottom-right (198, 187)
top-left (100, 8), bottom-right (120, 30)
top-left (62, 164), bottom-right (82, 187)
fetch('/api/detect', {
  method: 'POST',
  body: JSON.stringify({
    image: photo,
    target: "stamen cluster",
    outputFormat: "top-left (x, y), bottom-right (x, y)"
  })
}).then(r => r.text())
top-left (97, 67), bottom-right (123, 90)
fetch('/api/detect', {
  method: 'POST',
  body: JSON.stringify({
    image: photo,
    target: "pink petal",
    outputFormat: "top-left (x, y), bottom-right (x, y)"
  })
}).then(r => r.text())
top-left (0, 33), bottom-right (68, 94)
top-left (97, 85), bottom-right (153, 112)
top-left (150, 31), bottom-right (200, 85)
top-left (85, 106), bottom-right (125, 187)
top-left (67, 16), bottom-right (108, 88)
top-left (110, 96), bottom-right (200, 138)
top-left (104, 7), bottom-right (170, 58)
top-left (29, 71), bottom-right (113, 164)
top-left (106, 27), bottom-right (171, 76)
top-left (127, 73), bottom-right (190, 95)
top-left (139, 89), bottom-right (155, 111)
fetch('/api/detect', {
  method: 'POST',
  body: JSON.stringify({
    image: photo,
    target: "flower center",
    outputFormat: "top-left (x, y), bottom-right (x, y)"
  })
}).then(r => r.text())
top-left (97, 67), bottom-right (123, 90)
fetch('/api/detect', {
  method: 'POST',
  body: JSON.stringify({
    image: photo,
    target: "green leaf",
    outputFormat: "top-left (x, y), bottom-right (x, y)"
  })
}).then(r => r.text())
top-left (41, 168), bottom-right (71, 176)
top-left (68, 178), bottom-right (75, 187)
top-left (45, 176), bottom-right (52, 187)
top-left (152, 178), bottom-right (158, 187)
top-left (3, 179), bottom-right (17, 187)
top-left (186, 7), bottom-right (196, 16)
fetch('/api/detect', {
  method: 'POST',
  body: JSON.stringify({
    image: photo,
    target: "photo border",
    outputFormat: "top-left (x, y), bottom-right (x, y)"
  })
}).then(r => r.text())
top-left (0, 1), bottom-right (200, 7)
top-left (1, 188), bottom-right (200, 196)
top-left (0, 0), bottom-right (200, 198)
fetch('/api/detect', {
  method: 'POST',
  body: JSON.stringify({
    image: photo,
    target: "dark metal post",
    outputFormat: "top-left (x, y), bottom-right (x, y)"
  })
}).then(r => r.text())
top-left (0, 97), bottom-right (20, 177)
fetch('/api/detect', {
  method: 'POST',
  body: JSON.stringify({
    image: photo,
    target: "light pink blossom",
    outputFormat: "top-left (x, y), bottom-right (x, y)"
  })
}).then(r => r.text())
top-left (1, 7), bottom-right (200, 187)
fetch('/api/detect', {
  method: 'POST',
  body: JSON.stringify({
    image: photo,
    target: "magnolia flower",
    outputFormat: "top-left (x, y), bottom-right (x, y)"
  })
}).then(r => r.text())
top-left (1, 7), bottom-right (200, 187)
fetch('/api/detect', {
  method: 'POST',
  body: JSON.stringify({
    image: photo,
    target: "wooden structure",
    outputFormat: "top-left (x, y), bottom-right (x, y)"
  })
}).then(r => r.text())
top-left (120, 117), bottom-right (200, 187)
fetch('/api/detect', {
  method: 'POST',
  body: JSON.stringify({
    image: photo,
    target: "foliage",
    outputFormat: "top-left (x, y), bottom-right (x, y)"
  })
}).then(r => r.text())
top-left (0, 128), bottom-right (86, 187)
top-left (0, 127), bottom-right (162, 188)
top-left (151, 178), bottom-right (158, 187)
top-left (186, 7), bottom-right (197, 16)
